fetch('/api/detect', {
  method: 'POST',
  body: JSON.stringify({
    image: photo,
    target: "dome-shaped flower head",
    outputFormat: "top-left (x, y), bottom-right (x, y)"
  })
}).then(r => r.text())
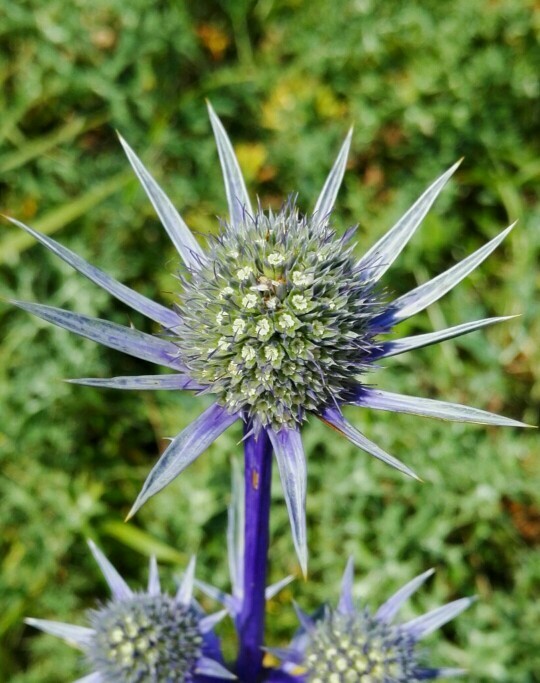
top-left (270, 558), bottom-right (473, 682)
top-left (26, 542), bottom-right (235, 682)
top-left (8, 104), bottom-right (528, 572)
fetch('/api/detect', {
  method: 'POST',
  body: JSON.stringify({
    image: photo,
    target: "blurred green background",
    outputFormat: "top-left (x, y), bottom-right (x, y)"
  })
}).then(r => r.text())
top-left (1, 1), bottom-right (539, 680)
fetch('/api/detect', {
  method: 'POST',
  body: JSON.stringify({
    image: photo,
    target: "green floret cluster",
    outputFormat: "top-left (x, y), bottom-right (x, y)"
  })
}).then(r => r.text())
top-left (304, 609), bottom-right (416, 683)
top-left (177, 201), bottom-right (383, 431)
top-left (88, 595), bottom-right (202, 682)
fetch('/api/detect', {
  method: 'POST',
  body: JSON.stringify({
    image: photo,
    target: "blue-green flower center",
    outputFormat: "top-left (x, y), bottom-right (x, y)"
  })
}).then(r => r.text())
top-left (304, 609), bottom-right (417, 683)
top-left (177, 202), bottom-right (383, 430)
top-left (88, 594), bottom-right (202, 682)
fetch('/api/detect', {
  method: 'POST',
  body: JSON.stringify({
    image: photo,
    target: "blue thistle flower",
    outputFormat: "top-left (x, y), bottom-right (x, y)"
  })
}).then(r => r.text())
top-left (269, 559), bottom-right (473, 682)
top-left (8, 104), bottom-right (527, 572)
top-left (25, 542), bottom-right (235, 682)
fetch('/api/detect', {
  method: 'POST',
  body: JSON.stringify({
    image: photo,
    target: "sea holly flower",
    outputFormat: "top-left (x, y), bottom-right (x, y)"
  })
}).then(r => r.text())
top-left (25, 541), bottom-right (235, 682)
top-left (8, 104), bottom-right (527, 573)
top-left (270, 559), bottom-right (473, 682)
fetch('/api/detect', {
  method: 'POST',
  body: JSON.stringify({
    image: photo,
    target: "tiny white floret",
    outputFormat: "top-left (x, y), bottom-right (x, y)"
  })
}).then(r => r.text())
top-left (241, 345), bottom-right (256, 362)
top-left (291, 270), bottom-right (313, 287)
top-left (232, 318), bottom-right (246, 335)
top-left (265, 346), bottom-right (279, 362)
top-left (278, 313), bottom-right (296, 330)
top-left (256, 318), bottom-right (272, 338)
top-left (228, 360), bottom-right (240, 375)
top-left (268, 252), bottom-right (285, 266)
top-left (242, 293), bottom-right (258, 309)
top-left (236, 266), bottom-right (253, 281)
top-left (291, 294), bottom-right (309, 311)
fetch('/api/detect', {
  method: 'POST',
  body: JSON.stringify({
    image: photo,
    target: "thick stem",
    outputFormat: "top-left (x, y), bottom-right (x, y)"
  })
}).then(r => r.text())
top-left (235, 425), bottom-right (273, 682)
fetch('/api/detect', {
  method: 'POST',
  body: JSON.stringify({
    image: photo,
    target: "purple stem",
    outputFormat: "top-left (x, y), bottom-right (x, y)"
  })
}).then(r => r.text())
top-left (235, 425), bottom-right (273, 682)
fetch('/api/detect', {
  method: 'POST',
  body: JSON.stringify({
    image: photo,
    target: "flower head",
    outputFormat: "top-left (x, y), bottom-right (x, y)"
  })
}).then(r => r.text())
top-left (26, 542), bottom-right (235, 682)
top-left (178, 198), bottom-right (382, 432)
top-left (274, 559), bottom-right (473, 682)
top-left (9, 103), bottom-right (527, 573)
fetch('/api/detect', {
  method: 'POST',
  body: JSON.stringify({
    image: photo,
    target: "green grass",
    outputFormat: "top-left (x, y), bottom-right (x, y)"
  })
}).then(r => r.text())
top-left (1, 1), bottom-right (539, 680)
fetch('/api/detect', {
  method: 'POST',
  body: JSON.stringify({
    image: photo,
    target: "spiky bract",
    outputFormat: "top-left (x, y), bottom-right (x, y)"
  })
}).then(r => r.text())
top-left (177, 201), bottom-right (382, 431)
top-left (88, 594), bottom-right (202, 682)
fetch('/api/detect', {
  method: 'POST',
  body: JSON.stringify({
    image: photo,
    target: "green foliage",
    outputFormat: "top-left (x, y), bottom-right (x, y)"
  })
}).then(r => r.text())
top-left (1, 0), bottom-right (538, 680)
